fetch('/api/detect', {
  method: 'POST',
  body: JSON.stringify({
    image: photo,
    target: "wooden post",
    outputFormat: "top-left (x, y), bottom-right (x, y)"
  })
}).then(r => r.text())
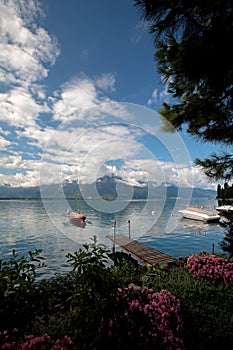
top-left (128, 219), bottom-right (131, 239)
top-left (113, 220), bottom-right (116, 254)
top-left (212, 243), bottom-right (215, 254)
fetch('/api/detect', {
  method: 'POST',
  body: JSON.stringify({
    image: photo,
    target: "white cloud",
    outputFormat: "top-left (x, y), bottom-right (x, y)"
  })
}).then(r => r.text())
top-left (0, 154), bottom-right (41, 170)
top-left (0, 43), bottom-right (48, 84)
top-left (147, 85), bottom-right (170, 107)
top-left (0, 135), bottom-right (11, 149)
top-left (38, 123), bottom-right (143, 185)
top-left (52, 74), bottom-right (121, 123)
top-left (52, 77), bottom-right (98, 121)
top-left (95, 73), bottom-right (116, 92)
top-left (0, 152), bottom-right (42, 187)
top-left (37, 120), bottom-right (217, 190)
top-left (0, 127), bottom-right (10, 136)
top-left (104, 158), bottom-right (216, 190)
top-left (0, 0), bottom-right (60, 85)
top-left (0, 170), bottom-right (40, 187)
top-left (147, 89), bottom-right (158, 106)
top-left (0, 86), bottom-right (50, 127)
top-left (0, 0), bottom-right (60, 135)
top-left (0, 1), bottom-right (217, 192)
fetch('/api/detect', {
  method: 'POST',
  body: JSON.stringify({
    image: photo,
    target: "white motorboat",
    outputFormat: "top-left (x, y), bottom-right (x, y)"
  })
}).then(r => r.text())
top-left (179, 206), bottom-right (220, 223)
top-left (216, 205), bottom-right (233, 215)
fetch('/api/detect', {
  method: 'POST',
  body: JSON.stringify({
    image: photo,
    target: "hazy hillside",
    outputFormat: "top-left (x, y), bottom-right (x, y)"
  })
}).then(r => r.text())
top-left (0, 175), bottom-right (216, 200)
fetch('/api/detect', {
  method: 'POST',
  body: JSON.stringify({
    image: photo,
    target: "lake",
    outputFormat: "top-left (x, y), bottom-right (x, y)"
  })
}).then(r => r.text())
top-left (0, 197), bottom-right (225, 278)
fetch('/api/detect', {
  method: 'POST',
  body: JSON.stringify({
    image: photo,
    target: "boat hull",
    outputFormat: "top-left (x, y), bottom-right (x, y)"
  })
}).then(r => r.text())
top-left (179, 207), bottom-right (220, 223)
top-left (216, 205), bottom-right (233, 215)
top-left (68, 210), bottom-right (86, 226)
top-left (70, 217), bottom-right (86, 227)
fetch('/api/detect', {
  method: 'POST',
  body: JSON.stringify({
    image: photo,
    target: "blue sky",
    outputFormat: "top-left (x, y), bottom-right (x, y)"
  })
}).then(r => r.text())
top-left (0, 0), bottom-right (223, 190)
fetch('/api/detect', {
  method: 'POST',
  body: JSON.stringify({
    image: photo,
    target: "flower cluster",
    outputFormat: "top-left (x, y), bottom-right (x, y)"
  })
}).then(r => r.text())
top-left (186, 254), bottom-right (233, 283)
top-left (0, 329), bottom-right (76, 350)
top-left (107, 285), bottom-right (185, 350)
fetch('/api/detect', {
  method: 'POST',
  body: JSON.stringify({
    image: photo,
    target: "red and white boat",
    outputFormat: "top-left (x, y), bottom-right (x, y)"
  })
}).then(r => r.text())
top-left (68, 210), bottom-right (86, 223)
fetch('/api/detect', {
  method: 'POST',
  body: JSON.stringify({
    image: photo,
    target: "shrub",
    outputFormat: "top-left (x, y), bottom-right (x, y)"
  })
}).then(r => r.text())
top-left (186, 254), bottom-right (233, 283)
top-left (0, 249), bottom-right (46, 331)
top-left (145, 265), bottom-right (233, 349)
top-left (0, 329), bottom-right (76, 349)
top-left (101, 285), bottom-right (185, 350)
top-left (1, 245), bottom-right (233, 349)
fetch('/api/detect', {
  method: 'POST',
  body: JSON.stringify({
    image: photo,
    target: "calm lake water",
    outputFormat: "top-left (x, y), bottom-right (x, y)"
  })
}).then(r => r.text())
top-left (0, 197), bottom-right (225, 278)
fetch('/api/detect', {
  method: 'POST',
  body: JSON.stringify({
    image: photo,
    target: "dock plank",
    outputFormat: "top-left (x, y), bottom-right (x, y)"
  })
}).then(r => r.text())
top-left (107, 234), bottom-right (177, 266)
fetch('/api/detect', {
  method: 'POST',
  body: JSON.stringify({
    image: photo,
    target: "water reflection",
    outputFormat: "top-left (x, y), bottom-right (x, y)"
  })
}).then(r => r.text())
top-left (180, 217), bottom-right (221, 235)
top-left (0, 198), bottom-right (225, 277)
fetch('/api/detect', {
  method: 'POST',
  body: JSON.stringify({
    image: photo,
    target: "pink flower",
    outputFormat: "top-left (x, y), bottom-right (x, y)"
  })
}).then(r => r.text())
top-left (186, 254), bottom-right (233, 283)
top-left (107, 285), bottom-right (185, 348)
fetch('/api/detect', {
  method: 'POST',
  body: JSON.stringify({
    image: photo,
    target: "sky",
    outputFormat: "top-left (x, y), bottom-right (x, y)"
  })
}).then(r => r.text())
top-left (0, 0), bottom-right (224, 191)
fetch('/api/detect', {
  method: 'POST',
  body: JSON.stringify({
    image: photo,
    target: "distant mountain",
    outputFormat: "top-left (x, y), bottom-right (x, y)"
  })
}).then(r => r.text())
top-left (0, 185), bottom-right (41, 199)
top-left (0, 175), bottom-right (217, 200)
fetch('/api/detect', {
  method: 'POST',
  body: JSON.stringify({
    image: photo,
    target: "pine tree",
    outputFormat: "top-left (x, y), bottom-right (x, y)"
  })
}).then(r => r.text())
top-left (135, 0), bottom-right (233, 180)
top-left (219, 213), bottom-right (233, 259)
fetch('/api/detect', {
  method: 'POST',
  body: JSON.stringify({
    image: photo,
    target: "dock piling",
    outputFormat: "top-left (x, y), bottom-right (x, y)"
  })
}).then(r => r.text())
top-left (128, 219), bottom-right (131, 239)
top-left (113, 220), bottom-right (116, 255)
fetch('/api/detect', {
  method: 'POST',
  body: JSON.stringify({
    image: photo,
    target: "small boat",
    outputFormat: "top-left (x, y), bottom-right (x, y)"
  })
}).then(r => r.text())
top-left (68, 210), bottom-right (86, 223)
top-left (178, 206), bottom-right (220, 223)
top-left (216, 205), bottom-right (233, 215)
top-left (70, 217), bottom-right (86, 228)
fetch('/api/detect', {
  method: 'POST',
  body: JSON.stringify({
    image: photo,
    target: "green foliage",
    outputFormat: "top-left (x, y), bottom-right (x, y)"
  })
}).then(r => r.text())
top-left (0, 249), bottom-right (46, 331)
top-left (110, 251), bottom-right (145, 285)
top-left (217, 182), bottom-right (233, 199)
top-left (135, 0), bottom-right (233, 142)
top-left (0, 249), bottom-right (46, 287)
top-left (219, 213), bottom-right (233, 258)
top-left (0, 244), bottom-right (233, 349)
top-left (135, 0), bottom-right (233, 182)
top-left (196, 154), bottom-right (233, 182)
top-left (145, 266), bottom-right (233, 349)
top-left (33, 243), bottom-right (144, 348)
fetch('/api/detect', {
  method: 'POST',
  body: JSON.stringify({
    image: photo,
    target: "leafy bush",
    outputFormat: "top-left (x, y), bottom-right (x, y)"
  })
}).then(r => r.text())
top-left (145, 264), bottom-right (233, 349)
top-left (0, 329), bottom-right (76, 349)
top-left (219, 212), bottom-right (233, 258)
top-left (32, 243), bottom-right (144, 348)
top-left (186, 254), bottom-right (233, 283)
top-left (0, 244), bottom-right (232, 349)
top-left (0, 249), bottom-right (45, 331)
top-left (101, 285), bottom-right (184, 350)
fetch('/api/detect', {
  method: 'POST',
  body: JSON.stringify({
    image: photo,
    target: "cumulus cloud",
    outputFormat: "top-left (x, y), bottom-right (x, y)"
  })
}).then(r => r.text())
top-left (0, 169), bottom-right (40, 187)
top-left (0, 0), bottom-right (216, 192)
top-left (0, 0), bottom-right (59, 131)
top-left (105, 159), bottom-right (215, 190)
top-left (52, 77), bottom-right (98, 121)
top-left (52, 74), bottom-right (120, 122)
top-left (0, 86), bottom-right (50, 127)
top-left (0, 0), bottom-right (60, 85)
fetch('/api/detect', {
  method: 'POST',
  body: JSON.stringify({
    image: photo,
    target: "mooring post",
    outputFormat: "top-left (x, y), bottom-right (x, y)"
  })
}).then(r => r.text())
top-left (212, 243), bottom-right (215, 254)
top-left (113, 220), bottom-right (116, 254)
top-left (128, 219), bottom-right (131, 239)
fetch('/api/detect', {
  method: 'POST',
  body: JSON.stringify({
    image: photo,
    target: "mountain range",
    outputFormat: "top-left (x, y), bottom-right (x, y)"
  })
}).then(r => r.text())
top-left (0, 175), bottom-right (217, 200)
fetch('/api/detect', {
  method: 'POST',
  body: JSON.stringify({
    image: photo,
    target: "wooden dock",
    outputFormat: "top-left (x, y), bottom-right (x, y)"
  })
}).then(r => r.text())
top-left (107, 234), bottom-right (177, 266)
